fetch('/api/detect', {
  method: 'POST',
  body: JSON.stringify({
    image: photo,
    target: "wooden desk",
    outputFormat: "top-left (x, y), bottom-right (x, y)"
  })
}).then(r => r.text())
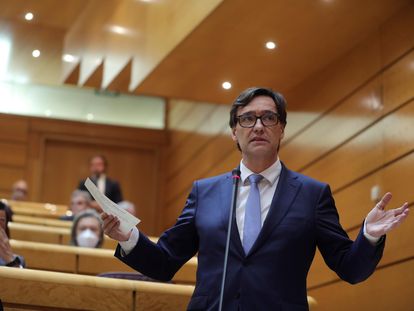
top-left (10, 239), bottom-right (197, 284)
top-left (12, 214), bottom-right (73, 228)
top-left (8, 200), bottom-right (69, 219)
top-left (0, 266), bottom-right (194, 311)
top-left (9, 222), bottom-right (119, 249)
top-left (9, 222), bottom-right (158, 249)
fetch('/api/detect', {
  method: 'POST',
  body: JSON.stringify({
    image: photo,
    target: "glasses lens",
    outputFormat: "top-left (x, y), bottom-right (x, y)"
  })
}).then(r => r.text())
top-left (262, 113), bottom-right (278, 126)
top-left (239, 114), bottom-right (256, 127)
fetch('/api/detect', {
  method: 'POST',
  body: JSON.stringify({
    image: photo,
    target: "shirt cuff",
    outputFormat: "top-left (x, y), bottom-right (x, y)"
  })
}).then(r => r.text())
top-left (363, 219), bottom-right (380, 245)
top-left (119, 227), bottom-right (139, 256)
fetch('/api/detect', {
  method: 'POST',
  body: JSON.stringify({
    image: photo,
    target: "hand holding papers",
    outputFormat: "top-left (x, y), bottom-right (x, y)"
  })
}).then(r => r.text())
top-left (84, 178), bottom-right (140, 234)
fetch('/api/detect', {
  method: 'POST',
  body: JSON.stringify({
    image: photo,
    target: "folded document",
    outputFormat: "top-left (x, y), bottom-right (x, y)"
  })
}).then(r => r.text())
top-left (84, 178), bottom-right (140, 233)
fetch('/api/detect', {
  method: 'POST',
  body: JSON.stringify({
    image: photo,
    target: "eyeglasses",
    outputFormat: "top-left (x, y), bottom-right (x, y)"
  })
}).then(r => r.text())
top-left (236, 112), bottom-right (280, 128)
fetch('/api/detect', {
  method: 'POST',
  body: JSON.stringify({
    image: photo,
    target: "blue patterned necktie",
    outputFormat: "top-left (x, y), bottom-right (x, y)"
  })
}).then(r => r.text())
top-left (243, 174), bottom-right (263, 254)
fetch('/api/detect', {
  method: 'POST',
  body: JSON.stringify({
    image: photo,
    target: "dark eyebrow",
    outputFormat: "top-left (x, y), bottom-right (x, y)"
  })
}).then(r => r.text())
top-left (240, 110), bottom-right (276, 115)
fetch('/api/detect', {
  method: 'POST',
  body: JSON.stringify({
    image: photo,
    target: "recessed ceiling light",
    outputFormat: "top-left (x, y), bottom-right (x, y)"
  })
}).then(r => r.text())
top-left (86, 113), bottom-right (94, 121)
top-left (45, 110), bottom-right (52, 117)
top-left (32, 49), bottom-right (40, 58)
top-left (222, 81), bottom-right (232, 90)
top-left (62, 54), bottom-right (78, 63)
top-left (24, 12), bottom-right (34, 21)
top-left (265, 41), bottom-right (277, 50)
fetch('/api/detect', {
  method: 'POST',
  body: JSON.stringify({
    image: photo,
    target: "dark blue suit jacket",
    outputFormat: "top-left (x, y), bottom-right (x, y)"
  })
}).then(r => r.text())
top-left (78, 177), bottom-right (123, 203)
top-left (115, 164), bottom-right (384, 310)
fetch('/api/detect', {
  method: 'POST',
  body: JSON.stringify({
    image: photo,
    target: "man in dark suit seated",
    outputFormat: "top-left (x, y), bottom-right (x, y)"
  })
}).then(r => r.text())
top-left (101, 87), bottom-right (410, 310)
top-left (78, 155), bottom-right (123, 209)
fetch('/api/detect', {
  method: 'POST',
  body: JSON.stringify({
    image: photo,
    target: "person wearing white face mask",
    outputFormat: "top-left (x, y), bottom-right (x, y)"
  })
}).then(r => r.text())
top-left (70, 209), bottom-right (104, 248)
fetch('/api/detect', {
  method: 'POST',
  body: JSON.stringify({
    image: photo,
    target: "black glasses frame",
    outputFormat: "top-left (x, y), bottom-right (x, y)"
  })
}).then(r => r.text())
top-left (236, 112), bottom-right (280, 128)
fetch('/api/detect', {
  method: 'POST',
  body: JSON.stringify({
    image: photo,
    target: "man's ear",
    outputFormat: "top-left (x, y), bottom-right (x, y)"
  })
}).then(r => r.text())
top-left (280, 125), bottom-right (285, 140)
top-left (231, 127), bottom-right (237, 142)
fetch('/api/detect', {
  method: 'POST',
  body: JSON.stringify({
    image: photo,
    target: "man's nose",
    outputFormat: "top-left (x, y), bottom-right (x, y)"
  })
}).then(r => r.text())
top-left (253, 118), bottom-right (264, 130)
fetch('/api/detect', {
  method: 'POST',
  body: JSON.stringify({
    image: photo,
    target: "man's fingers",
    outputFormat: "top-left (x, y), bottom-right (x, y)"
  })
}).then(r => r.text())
top-left (102, 214), bottom-right (115, 226)
top-left (107, 219), bottom-right (120, 233)
top-left (103, 216), bottom-right (120, 234)
top-left (386, 211), bottom-right (409, 232)
top-left (101, 212), bottom-right (107, 220)
top-left (393, 203), bottom-right (409, 216)
top-left (376, 192), bottom-right (393, 210)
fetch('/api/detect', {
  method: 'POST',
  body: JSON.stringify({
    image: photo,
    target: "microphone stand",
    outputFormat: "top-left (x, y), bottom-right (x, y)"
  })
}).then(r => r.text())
top-left (218, 168), bottom-right (241, 311)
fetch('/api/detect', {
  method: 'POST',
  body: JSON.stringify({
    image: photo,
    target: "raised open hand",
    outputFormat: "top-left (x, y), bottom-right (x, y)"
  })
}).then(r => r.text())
top-left (365, 192), bottom-right (410, 238)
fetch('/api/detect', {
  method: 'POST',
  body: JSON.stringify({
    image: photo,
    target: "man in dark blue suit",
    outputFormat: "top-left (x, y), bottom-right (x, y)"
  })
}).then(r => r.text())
top-left (78, 155), bottom-right (123, 205)
top-left (102, 87), bottom-right (409, 310)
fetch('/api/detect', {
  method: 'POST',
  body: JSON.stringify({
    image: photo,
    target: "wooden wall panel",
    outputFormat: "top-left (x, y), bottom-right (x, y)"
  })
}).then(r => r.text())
top-left (380, 1), bottom-right (414, 65)
top-left (0, 113), bottom-right (167, 235)
top-left (0, 142), bottom-right (27, 167)
top-left (0, 167), bottom-right (25, 196)
top-left (302, 100), bottom-right (414, 191)
top-left (41, 139), bottom-right (160, 233)
top-left (308, 259), bottom-right (414, 311)
top-left (0, 114), bottom-right (28, 142)
top-left (334, 151), bottom-right (414, 230)
top-left (282, 29), bottom-right (382, 140)
top-left (281, 79), bottom-right (382, 171)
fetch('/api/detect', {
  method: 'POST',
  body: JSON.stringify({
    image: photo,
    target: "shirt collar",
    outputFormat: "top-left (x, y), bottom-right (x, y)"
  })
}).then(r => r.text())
top-left (239, 158), bottom-right (282, 186)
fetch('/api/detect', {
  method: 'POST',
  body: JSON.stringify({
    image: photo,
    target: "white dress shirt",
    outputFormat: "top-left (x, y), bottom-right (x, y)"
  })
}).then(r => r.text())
top-left (97, 175), bottom-right (106, 194)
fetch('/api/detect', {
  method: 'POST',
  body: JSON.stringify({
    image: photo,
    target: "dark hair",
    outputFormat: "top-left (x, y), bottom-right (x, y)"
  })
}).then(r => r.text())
top-left (0, 200), bottom-right (13, 237)
top-left (229, 87), bottom-right (287, 129)
top-left (70, 209), bottom-right (104, 248)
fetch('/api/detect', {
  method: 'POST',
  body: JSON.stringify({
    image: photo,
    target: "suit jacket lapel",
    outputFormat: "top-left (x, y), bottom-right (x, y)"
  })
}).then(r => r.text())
top-left (247, 164), bottom-right (301, 256)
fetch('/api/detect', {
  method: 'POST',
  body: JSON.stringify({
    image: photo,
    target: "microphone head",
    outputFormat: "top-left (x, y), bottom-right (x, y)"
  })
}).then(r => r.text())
top-left (231, 168), bottom-right (241, 179)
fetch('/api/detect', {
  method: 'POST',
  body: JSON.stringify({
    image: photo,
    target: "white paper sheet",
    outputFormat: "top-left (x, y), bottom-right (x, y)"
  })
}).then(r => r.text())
top-left (84, 178), bottom-right (140, 233)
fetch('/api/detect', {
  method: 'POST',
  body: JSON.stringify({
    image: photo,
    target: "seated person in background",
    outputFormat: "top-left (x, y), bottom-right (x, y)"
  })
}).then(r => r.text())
top-left (10, 180), bottom-right (28, 201)
top-left (0, 201), bottom-right (25, 268)
top-left (70, 209), bottom-right (104, 248)
top-left (77, 155), bottom-right (123, 211)
top-left (118, 201), bottom-right (136, 216)
top-left (61, 190), bottom-right (92, 221)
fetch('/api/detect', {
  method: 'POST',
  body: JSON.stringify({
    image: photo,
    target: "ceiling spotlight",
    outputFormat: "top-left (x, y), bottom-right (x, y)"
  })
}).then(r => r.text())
top-left (62, 54), bottom-right (78, 63)
top-left (24, 12), bottom-right (34, 21)
top-left (32, 49), bottom-right (40, 58)
top-left (265, 41), bottom-right (277, 50)
top-left (222, 81), bottom-right (232, 90)
top-left (86, 113), bottom-right (94, 121)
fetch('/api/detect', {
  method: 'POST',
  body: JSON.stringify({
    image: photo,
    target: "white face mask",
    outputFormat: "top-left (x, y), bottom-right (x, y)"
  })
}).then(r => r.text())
top-left (76, 229), bottom-right (99, 248)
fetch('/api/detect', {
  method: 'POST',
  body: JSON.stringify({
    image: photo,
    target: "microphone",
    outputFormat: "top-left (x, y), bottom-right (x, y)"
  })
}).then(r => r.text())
top-left (218, 168), bottom-right (241, 311)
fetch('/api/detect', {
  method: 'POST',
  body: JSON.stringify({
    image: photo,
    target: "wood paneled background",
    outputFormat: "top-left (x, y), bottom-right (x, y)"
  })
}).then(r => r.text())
top-left (0, 114), bottom-right (167, 235)
top-left (0, 2), bottom-right (413, 310)
top-left (165, 3), bottom-right (414, 310)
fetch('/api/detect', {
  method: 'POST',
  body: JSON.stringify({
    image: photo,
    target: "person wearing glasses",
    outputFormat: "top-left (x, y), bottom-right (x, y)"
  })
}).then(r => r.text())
top-left (102, 87), bottom-right (409, 311)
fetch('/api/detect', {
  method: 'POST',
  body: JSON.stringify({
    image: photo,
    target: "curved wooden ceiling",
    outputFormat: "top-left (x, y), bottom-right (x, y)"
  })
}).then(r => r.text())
top-left (0, 0), bottom-right (411, 105)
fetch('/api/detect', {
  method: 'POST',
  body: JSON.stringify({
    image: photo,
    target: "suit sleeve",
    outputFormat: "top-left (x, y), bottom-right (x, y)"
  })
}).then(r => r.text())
top-left (316, 184), bottom-right (385, 284)
top-left (114, 182), bottom-right (199, 281)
